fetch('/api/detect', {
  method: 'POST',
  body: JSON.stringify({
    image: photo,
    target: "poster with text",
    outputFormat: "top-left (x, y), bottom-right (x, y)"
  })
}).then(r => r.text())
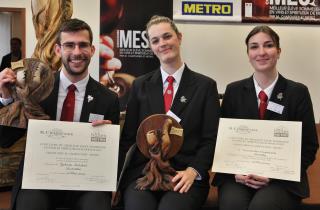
top-left (173, 0), bottom-right (320, 24)
top-left (100, 0), bottom-right (172, 111)
top-left (173, 0), bottom-right (242, 22)
top-left (242, 0), bottom-right (320, 24)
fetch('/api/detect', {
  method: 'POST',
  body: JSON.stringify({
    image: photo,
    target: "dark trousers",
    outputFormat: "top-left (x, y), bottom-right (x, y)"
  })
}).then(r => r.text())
top-left (123, 181), bottom-right (209, 210)
top-left (15, 189), bottom-right (111, 210)
top-left (218, 180), bottom-right (301, 210)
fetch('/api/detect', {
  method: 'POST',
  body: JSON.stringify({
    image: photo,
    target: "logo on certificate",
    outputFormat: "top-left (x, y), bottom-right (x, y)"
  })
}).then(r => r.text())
top-left (40, 128), bottom-right (73, 139)
top-left (233, 125), bottom-right (257, 134)
top-left (91, 132), bottom-right (107, 143)
top-left (274, 126), bottom-right (289, 137)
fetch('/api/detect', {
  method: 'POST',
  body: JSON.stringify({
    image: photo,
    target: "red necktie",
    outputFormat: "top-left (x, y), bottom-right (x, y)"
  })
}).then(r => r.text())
top-left (258, 90), bottom-right (268, 119)
top-left (60, 84), bottom-right (76, 121)
top-left (164, 76), bottom-right (174, 113)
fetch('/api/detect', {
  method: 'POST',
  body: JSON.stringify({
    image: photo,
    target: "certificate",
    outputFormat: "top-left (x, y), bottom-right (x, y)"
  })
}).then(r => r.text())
top-left (212, 118), bottom-right (302, 182)
top-left (22, 120), bottom-right (120, 191)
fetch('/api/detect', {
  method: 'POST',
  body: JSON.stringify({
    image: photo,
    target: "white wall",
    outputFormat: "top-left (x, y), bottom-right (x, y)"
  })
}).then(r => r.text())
top-left (178, 22), bottom-right (320, 121)
top-left (0, 0), bottom-right (319, 120)
top-left (0, 0), bottom-right (33, 61)
top-left (0, 13), bottom-right (11, 59)
top-left (72, 0), bottom-right (100, 80)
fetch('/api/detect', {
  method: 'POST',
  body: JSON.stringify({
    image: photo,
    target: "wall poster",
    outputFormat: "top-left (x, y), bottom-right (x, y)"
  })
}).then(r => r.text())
top-left (100, 0), bottom-right (172, 111)
top-left (174, 0), bottom-right (320, 24)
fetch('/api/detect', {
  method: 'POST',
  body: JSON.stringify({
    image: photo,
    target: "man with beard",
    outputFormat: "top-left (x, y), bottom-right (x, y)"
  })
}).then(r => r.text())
top-left (0, 19), bottom-right (119, 210)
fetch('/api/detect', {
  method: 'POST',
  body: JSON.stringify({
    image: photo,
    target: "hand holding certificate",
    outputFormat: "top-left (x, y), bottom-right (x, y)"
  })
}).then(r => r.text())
top-left (22, 119), bottom-right (120, 191)
top-left (212, 118), bottom-right (302, 182)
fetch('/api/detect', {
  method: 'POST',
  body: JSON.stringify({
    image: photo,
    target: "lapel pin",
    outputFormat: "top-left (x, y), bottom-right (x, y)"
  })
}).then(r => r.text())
top-left (277, 92), bottom-right (283, 101)
top-left (180, 96), bottom-right (187, 103)
top-left (87, 95), bottom-right (94, 103)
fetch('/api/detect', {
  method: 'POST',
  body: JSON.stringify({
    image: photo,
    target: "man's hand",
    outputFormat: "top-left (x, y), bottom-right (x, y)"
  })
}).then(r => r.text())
top-left (0, 68), bottom-right (16, 98)
top-left (91, 119), bottom-right (112, 126)
top-left (172, 167), bottom-right (197, 193)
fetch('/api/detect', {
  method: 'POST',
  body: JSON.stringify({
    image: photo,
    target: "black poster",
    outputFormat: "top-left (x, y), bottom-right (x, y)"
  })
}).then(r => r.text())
top-left (100, 0), bottom-right (172, 110)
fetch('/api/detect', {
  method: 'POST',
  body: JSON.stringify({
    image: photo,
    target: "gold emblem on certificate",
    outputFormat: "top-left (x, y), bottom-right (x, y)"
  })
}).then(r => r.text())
top-left (136, 114), bottom-right (183, 191)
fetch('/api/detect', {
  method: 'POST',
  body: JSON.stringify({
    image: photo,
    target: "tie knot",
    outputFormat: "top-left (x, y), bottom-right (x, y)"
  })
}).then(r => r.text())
top-left (258, 90), bottom-right (268, 102)
top-left (68, 84), bottom-right (77, 92)
top-left (166, 76), bottom-right (174, 84)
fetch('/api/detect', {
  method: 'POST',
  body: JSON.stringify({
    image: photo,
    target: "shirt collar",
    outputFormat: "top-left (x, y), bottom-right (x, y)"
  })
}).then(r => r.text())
top-left (253, 73), bottom-right (279, 100)
top-left (160, 63), bottom-right (185, 85)
top-left (59, 70), bottom-right (89, 93)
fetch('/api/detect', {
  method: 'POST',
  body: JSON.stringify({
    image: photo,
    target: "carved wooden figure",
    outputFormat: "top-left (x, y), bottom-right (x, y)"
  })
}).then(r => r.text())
top-left (31, 0), bottom-right (73, 71)
top-left (136, 114), bottom-right (183, 191)
top-left (0, 59), bottom-right (54, 128)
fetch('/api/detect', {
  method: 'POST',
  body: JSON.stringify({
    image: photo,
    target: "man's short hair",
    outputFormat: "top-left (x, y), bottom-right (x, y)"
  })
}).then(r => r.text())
top-left (57, 18), bottom-right (93, 44)
top-left (11, 37), bottom-right (22, 46)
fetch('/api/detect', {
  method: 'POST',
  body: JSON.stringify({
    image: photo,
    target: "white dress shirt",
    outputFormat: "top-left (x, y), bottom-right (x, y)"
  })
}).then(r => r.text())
top-left (56, 71), bottom-right (89, 122)
top-left (160, 63), bottom-right (185, 101)
top-left (253, 73), bottom-right (279, 107)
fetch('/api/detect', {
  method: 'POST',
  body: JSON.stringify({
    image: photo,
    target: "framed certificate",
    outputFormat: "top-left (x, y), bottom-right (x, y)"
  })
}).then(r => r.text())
top-left (22, 120), bottom-right (120, 191)
top-left (212, 118), bottom-right (302, 182)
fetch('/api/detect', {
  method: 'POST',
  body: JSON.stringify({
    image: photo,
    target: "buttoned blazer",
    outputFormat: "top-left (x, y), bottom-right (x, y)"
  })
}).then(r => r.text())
top-left (0, 71), bottom-right (120, 209)
top-left (213, 74), bottom-right (319, 198)
top-left (118, 65), bottom-right (220, 189)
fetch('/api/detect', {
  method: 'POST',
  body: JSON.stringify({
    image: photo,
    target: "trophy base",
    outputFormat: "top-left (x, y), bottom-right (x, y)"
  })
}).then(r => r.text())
top-left (135, 159), bottom-right (176, 191)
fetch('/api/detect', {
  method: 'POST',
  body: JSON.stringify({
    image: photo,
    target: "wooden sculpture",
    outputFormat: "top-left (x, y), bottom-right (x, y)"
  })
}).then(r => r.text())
top-left (136, 114), bottom-right (183, 191)
top-left (31, 0), bottom-right (73, 71)
top-left (0, 59), bottom-right (54, 128)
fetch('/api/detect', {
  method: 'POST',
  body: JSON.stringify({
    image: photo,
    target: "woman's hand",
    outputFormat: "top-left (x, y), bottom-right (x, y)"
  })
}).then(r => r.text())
top-left (245, 174), bottom-right (270, 189)
top-left (172, 167), bottom-right (197, 193)
top-left (235, 174), bottom-right (270, 189)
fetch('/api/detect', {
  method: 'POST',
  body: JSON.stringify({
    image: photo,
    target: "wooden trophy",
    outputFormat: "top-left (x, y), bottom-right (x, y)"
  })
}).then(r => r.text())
top-left (136, 114), bottom-right (183, 191)
top-left (0, 58), bottom-right (54, 128)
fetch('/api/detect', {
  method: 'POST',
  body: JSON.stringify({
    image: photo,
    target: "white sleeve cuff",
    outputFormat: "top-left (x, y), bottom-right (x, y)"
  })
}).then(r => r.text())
top-left (0, 97), bottom-right (13, 106)
top-left (189, 167), bottom-right (202, 180)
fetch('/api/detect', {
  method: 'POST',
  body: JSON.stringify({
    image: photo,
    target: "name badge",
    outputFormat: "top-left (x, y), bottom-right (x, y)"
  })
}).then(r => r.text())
top-left (166, 110), bottom-right (181, 123)
top-left (267, 101), bottom-right (284, 114)
top-left (89, 113), bottom-right (104, 122)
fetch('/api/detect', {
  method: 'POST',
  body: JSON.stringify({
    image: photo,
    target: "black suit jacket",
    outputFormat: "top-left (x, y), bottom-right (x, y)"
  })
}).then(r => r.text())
top-left (119, 66), bottom-right (220, 189)
top-left (0, 53), bottom-right (22, 71)
top-left (0, 71), bottom-right (120, 209)
top-left (213, 74), bottom-right (319, 198)
top-left (0, 53), bottom-right (12, 71)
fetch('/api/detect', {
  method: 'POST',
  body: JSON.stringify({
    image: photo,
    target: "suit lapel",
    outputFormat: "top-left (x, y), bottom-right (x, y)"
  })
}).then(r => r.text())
top-left (265, 74), bottom-right (287, 120)
top-left (243, 76), bottom-right (260, 119)
top-left (80, 77), bottom-right (97, 122)
top-left (171, 67), bottom-right (197, 117)
top-left (146, 70), bottom-right (165, 114)
top-left (41, 72), bottom-right (60, 120)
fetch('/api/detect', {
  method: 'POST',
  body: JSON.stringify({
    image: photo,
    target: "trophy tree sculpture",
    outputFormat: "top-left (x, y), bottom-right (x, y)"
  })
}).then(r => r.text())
top-left (136, 114), bottom-right (183, 191)
top-left (0, 58), bottom-right (54, 128)
top-left (31, 0), bottom-right (73, 71)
